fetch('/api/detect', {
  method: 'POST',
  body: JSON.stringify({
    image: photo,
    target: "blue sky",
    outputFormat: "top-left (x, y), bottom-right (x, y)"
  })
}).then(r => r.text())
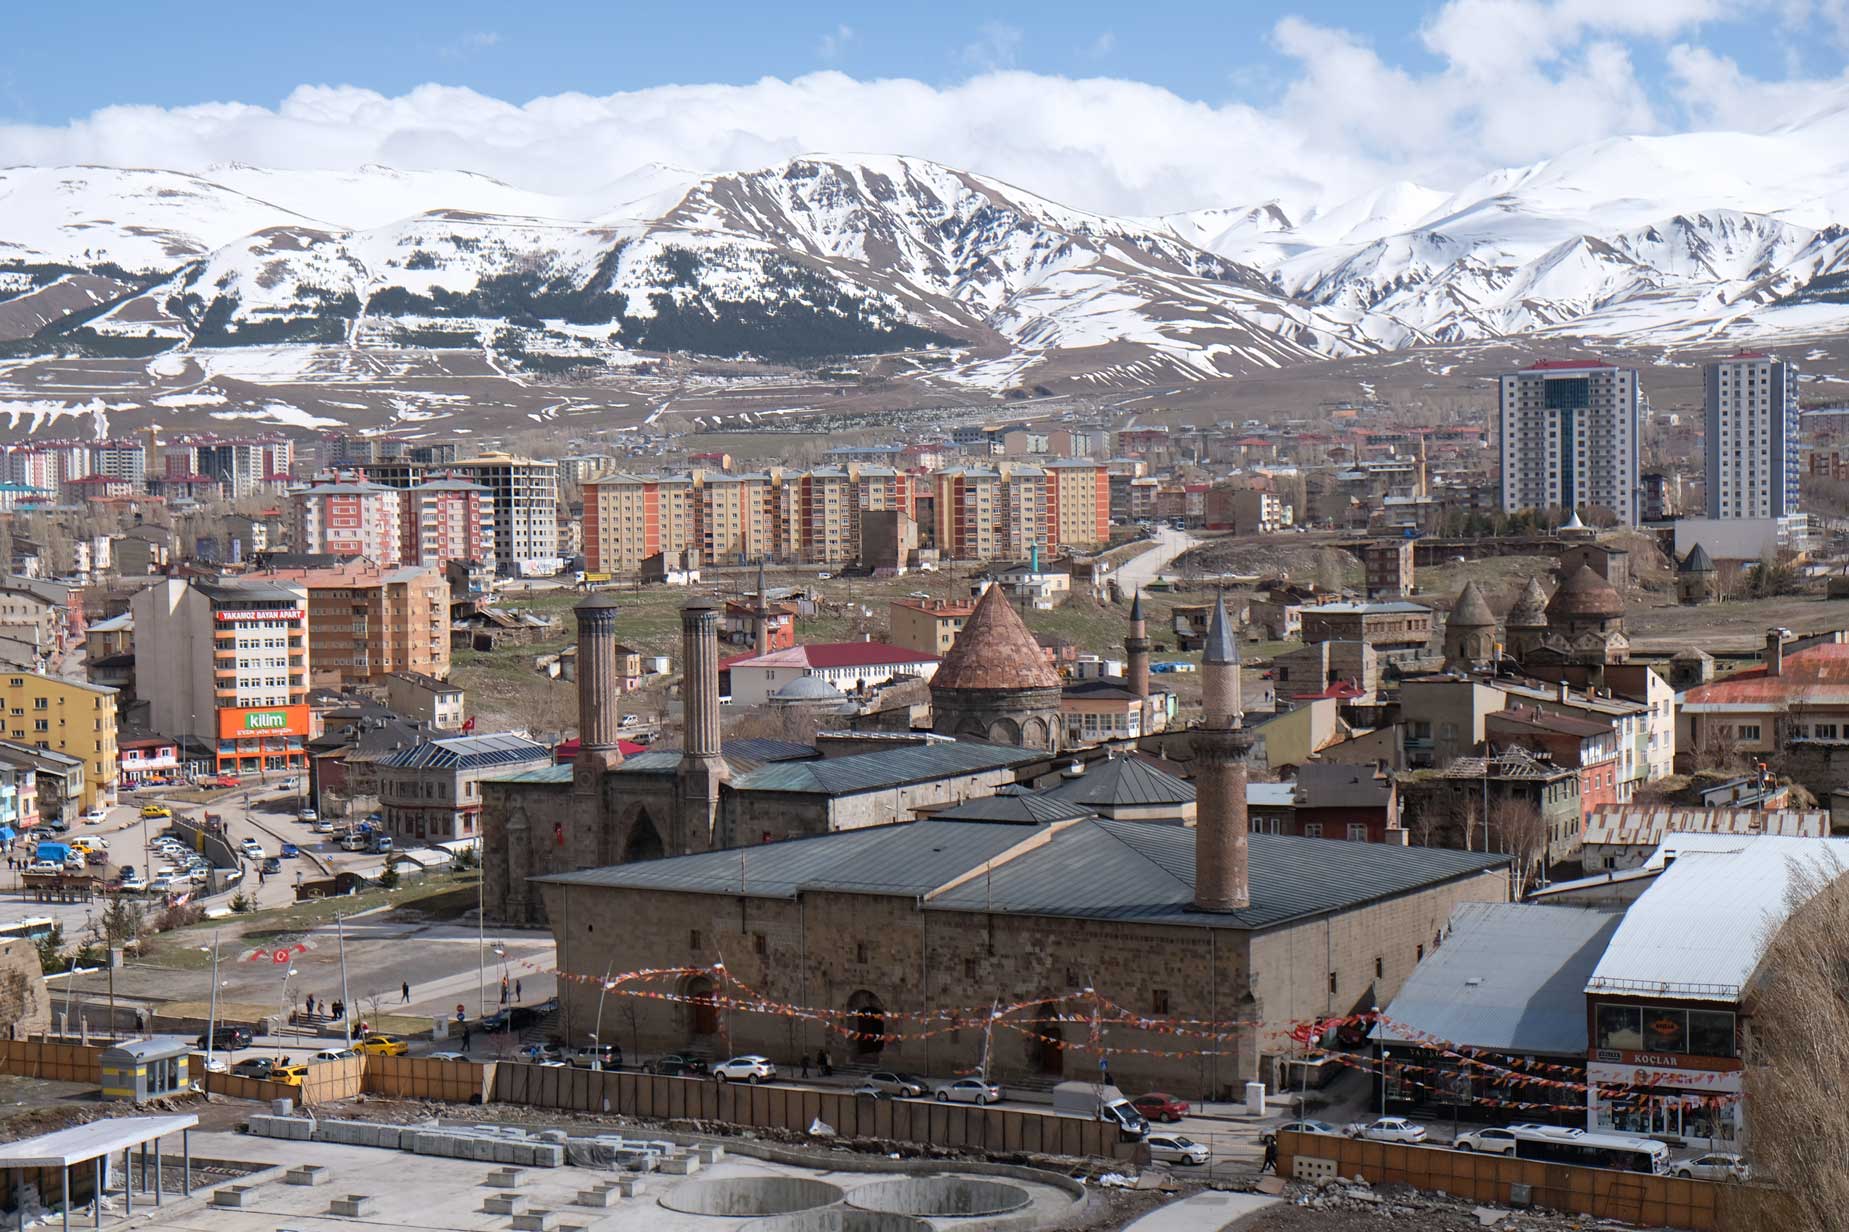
top-left (0, 0), bottom-right (1823, 121)
top-left (3, 1), bottom-right (1847, 214)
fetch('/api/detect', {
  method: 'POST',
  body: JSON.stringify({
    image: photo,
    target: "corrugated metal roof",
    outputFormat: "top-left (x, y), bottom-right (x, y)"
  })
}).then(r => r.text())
top-left (1587, 834), bottom-right (1849, 1001)
top-left (1381, 903), bottom-right (1621, 1054)
top-left (1583, 806), bottom-right (1828, 847)
top-left (489, 763), bottom-right (574, 785)
top-left (731, 741), bottom-right (1038, 795)
top-left (0, 1114), bottom-right (199, 1168)
top-left (1681, 642), bottom-right (1849, 711)
top-left (1247, 783), bottom-right (1296, 807)
top-left (378, 732), bottom-right (552, 771)
top-left (1045, 757), bottom-right (1196, 807)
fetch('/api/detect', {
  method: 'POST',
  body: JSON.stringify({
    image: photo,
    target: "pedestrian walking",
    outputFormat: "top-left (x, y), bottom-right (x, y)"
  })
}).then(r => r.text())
top-left (401, 981), bottom-right (410, 1003)
top-left (800, 1054), bottom-right (810, 1078)
top-left (1261, 1134), bottom-right (1279, 1174)
top-left (461, 1024), bottom-right (471, 1052)
top-left (515, 979), bottom-right (522, 1001)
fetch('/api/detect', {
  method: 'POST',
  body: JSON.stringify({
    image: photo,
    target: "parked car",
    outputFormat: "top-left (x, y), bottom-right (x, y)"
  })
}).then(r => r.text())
top-left (23, 860), bottom-right (63, 876)
top-left (650, 1054), bottom-right (709, 1077)
top-left (358, 1035), bottom-right (409, 1056)
top-left (269, 1064), bottom-right (310, 1086)
top-left (259, 857), bottom-right (282, 875)
top-left (200, 1055), bottom-right (228, 1074)
top-left (80, 808), bottom-right (107, 824)
top-left (1131, 1092), bottom-right (1190, 1123)
top-left (70, 836), bottom-right (108, 855)
top-left (1674, 1153), bottom-right (1749, 1181)
top-left (570, 1043), bottom-right (622, 1070)
top-left (338, 832), bottom-right (367, 852)
top-left (935, 1078), bottom-right (1004, 1106)
top-left (712, 1055), bottom-right (776, 1083)
top-left (864, 1071), bottom-right (929, 1098)
top-left (619, 714), bottom-right (640, 728)
top-left (297, 808), bottom-right (318, 823)
top-left (852, 1083), bottom-right (889, 1100)
top-left (1145, 1133), bottom-right (1211, 1166)
top-left (1346, 1117), bottom-right (1428, 1144)
top-left (310, 1049), bottom-right (358, 1063)
top-left (230, 1057), bottom-right (288, 1080)
top-left (116, 872), bottom-right (147, 893)
top-left (147, 874), bottom-right (186, 895)
top-left (140, 804), bottom-right (172, 819)
top-left (280, 843), bottom-right (300, 858)
top-left (239, 838), bottom-right (265, 859)
top-left (1274, 1120), bottom-right (1341, 1137)
top-left (281, 777), bottom-right (300, 790)
top-left (312, 820), bottom-right (333, 833)
top-left (475, 1010), bottom-right (511, 1033)
top-left (1454, 1127), bottom-right (1519, 1155)
top-left (518, 1042), bottom-right (566, 1063)
top-left (197, 1026), bottom-right (253, 1051)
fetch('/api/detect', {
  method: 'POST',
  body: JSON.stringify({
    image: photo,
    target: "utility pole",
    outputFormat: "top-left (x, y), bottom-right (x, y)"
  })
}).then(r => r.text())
top-left (205, 933), bottom-right (221, 1071)
top-left (337, 913), bottom-right (352, 1043)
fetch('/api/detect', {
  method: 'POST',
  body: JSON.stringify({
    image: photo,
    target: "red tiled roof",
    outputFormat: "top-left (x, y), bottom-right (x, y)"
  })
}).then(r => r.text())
top-left (1683, 643), bottom-right (1849, 708)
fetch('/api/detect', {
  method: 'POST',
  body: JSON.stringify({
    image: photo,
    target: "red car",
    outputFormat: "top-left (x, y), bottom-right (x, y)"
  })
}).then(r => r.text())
top-left (1132, 1091), bottom-right (1190, 1123)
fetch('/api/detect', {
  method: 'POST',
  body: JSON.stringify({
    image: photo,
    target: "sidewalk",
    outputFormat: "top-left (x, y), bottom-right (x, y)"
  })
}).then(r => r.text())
top-left (1124, 1191), bottom-right (1277, 1231)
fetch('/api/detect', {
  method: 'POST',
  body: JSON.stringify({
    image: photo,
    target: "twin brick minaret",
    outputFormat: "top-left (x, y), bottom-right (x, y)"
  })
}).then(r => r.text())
top-left (573, 592), bottom-right (626, 778)
top-left (677, 598), bottom-right (728, 848)
top-left (1193, 591), bottom-right (1252, 912)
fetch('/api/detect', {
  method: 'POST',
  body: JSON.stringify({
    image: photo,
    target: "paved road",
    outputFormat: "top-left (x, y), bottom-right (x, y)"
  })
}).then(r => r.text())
top-left (1115, 525), bottom-right (1199, 595)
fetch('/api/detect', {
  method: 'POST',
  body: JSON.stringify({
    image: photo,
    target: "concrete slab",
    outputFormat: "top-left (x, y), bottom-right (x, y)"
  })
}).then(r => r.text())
top-left (1124, 1191), bottom-right (1279, 1231)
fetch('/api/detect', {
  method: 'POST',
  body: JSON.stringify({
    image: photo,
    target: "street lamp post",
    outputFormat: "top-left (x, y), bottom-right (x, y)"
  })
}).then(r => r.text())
top-left (1381, 1049), bottom-right (1391, 1119)
top-left (204, 933), bottom-right (222, 1072)
top-left (591, 960), bottom-right (615, 1065)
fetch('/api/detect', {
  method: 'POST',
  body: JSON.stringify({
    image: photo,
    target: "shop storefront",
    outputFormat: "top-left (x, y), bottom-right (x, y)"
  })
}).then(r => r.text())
top-left (1588, 998), bottom-right (1743, 1146)
top-left (214, 705), bottom-right (310, 776)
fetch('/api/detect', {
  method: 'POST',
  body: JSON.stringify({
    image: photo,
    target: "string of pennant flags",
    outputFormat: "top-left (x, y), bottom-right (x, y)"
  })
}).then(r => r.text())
top-left (546, 963), bottom-right (1731, 1102)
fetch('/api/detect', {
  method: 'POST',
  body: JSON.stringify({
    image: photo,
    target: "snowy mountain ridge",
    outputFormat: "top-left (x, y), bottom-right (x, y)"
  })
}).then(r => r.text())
top-left (12, 118), bottom-right (1849, 392)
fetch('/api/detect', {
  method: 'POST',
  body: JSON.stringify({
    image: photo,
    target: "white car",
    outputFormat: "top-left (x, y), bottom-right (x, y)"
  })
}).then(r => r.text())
top-left (200, 1055), bottom-right (228, 1074)
top-left (1347, 1117), bottom-right (1428, 1144)
top-left (1674, 1153), bottom-right (1748, 1181)
top-left (239, 839), bottom-right (266, 859)
top-left (147, 875), bottom-right (186, 895)
top-left (1145, 1133), bottom-right (1210, 1166)
top-left (297, 808), bottom-right (318, 823)
top-left (1454, 1127), bottom-right (1518, 1155)
top-left (312, 820), bottom-right (333, 833)
top-left (24, 860), bottom-right (63, 876)
top-left (310, 1049), bottom-right (358, 1063)
top-left (935, 1078), bottom-right (1004, 1106)
top-left (117, 874), bottom-right (148, 893)
top-left (712, 1055), bottom-right (776, 1083)
top-left (427, 1051), bottom-right (467, 1062)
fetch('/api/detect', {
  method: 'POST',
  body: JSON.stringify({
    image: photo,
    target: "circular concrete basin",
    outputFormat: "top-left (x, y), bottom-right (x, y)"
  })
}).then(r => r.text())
top-left (743, 1211), bottom-right (931, 1232)
top-left (845, 1177), bottom-right (1032, 1217)
top-left (659, 1177), bottom-right (846, 1217)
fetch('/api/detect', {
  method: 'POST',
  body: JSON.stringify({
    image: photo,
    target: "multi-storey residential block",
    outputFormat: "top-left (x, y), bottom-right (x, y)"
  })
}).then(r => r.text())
top-left (262, 564), bottom-right (451, 687)
top-left (583, 473), bottom-right (698, 574)
top-left (292, 477), bottom-right (405, 564)
top-left (401, 478), bottom-right (495, 570)
top-left (1499, 358), bottom-right (1643, 525)
top-left (446, 454), bottom-right (560, 576)
top-left (0, 672), bottom-right (117, 810)
top-left (1705, 353), bottom-right (1799, 519)
top-left (132, 577), bottom-right (312, 777)
top-left (1045, 460), bottom-right (1111, 550)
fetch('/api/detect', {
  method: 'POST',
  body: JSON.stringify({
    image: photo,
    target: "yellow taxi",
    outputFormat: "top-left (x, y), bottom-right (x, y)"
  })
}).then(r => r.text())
top-left (139, 804), bottom-right (172, 819)
top-left (269, 1064), bottom-right (310, 1086)
top-left (358, 1035), bottom-right (408, 1057)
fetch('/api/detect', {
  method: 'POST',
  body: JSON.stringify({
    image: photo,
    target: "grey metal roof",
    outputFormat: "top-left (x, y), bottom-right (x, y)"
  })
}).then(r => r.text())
top-left (1378, 902), bottom-right (1622, 1055)
top-left (933, 787), bottom-right (1096, 824)
top-left (0, 1114), bottom-right (199, 1168)
top-left (103, 1036), bottom-right (193, 1060)
top-left (729, 741), bottom-right (1038, 796)
top-left (490, 763), bottom-right (574, 785)
top-left (539, 816), bottom-right (1508, 932)
top-left (1294, 763), bottom-right (1393, 810)
top-left (1045, 757), bottom-right (1196, 807)
top-left (378, 732), bottom-right (552, 771)
top-left (538, 819), bottom-right (1042, 899)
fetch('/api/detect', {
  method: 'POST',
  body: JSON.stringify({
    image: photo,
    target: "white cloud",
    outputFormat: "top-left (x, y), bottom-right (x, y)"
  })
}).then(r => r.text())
top-left (1086, 32), bottom-right (1116, 59)
top-left (438, 31), bottom-right (501, 62)
top-left (2, 6), bottom-right (1849, 220)
top-left (959, 22), bottom-right (1023, 72)
top-left (817, 25), bottom-right (855, 61)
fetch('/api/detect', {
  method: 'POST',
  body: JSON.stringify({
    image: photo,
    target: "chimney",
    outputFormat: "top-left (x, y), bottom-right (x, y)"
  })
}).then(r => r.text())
top-left (1557, 680), bottom-right (1571, 702)
top-left (1767, 629), bottom-right (1784, 678)
top-left (1194, 591), bottom-right (1252, 913)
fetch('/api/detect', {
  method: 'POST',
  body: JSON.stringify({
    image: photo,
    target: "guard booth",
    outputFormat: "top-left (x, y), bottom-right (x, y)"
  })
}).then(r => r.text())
top-left (99, 1039), bottom-right (190, 1103)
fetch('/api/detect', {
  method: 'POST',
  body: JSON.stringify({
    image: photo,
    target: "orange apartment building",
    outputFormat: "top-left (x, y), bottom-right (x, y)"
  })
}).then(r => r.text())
top-left (261, 564), bottom-right (451, 687)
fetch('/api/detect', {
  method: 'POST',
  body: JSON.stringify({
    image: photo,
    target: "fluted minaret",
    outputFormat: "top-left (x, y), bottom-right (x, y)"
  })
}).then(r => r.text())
top-left (1125, 589), bottom-right (1151, 729)
top-left (677, 598), bottom-right (729, 850)
top-left (1193, 591), bottom-right (1252, 913)
top-left (754, 557), bottom-right (771, 658)
top-left (573, 591), bottom-right (625, 777)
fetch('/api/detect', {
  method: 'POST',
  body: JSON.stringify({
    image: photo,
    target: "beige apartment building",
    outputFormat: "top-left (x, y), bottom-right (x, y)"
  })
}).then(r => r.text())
top-left (0, 672), bottom-right (118, 810)
top-left (889, 597), bottom-right (979, 656)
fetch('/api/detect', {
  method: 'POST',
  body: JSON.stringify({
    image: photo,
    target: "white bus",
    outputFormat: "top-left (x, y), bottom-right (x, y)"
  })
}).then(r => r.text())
top-left (1464, 1123), bottom-right (1669, 1174)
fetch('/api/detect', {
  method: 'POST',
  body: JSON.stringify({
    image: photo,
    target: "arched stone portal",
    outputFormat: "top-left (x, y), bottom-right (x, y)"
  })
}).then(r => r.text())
top-left (624, 811), bottom-right (665, 862)
top-left (845, 989), bottom-right (886, 1058)
top-left (1029, 1001), bottom-right (1064, 1076)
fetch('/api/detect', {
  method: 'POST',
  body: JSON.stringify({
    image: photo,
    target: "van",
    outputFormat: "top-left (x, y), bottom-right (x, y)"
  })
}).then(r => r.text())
top-left (1051, 1081), bottom-right (1149, 1140)
top-left (368, 834), bottom-right (394, 854)
top-left (338, 833), bottom-right (367, 852)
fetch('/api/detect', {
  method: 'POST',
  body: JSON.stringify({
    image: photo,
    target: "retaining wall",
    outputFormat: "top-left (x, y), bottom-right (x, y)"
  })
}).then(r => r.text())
top-left (1278, 1130), bottom-right (1725, 1232)
top-left (491, 1064), bottom-right (1138, 1161)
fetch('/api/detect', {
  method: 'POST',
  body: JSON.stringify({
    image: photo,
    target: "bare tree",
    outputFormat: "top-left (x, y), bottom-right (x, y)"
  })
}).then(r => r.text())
top-left (1487, 796), bottom-right (1549, 898)
top-left (1731, 854), bottom-right (1849, 1231)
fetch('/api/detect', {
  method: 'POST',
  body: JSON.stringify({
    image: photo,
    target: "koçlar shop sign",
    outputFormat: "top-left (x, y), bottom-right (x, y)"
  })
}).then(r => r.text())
top-left (217, 705), bottom-right (309, 739)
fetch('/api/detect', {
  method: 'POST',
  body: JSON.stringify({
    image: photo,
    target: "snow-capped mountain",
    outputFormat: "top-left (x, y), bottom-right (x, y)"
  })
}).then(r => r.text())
top-left (14, 112), bottom-right (1849, 397)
